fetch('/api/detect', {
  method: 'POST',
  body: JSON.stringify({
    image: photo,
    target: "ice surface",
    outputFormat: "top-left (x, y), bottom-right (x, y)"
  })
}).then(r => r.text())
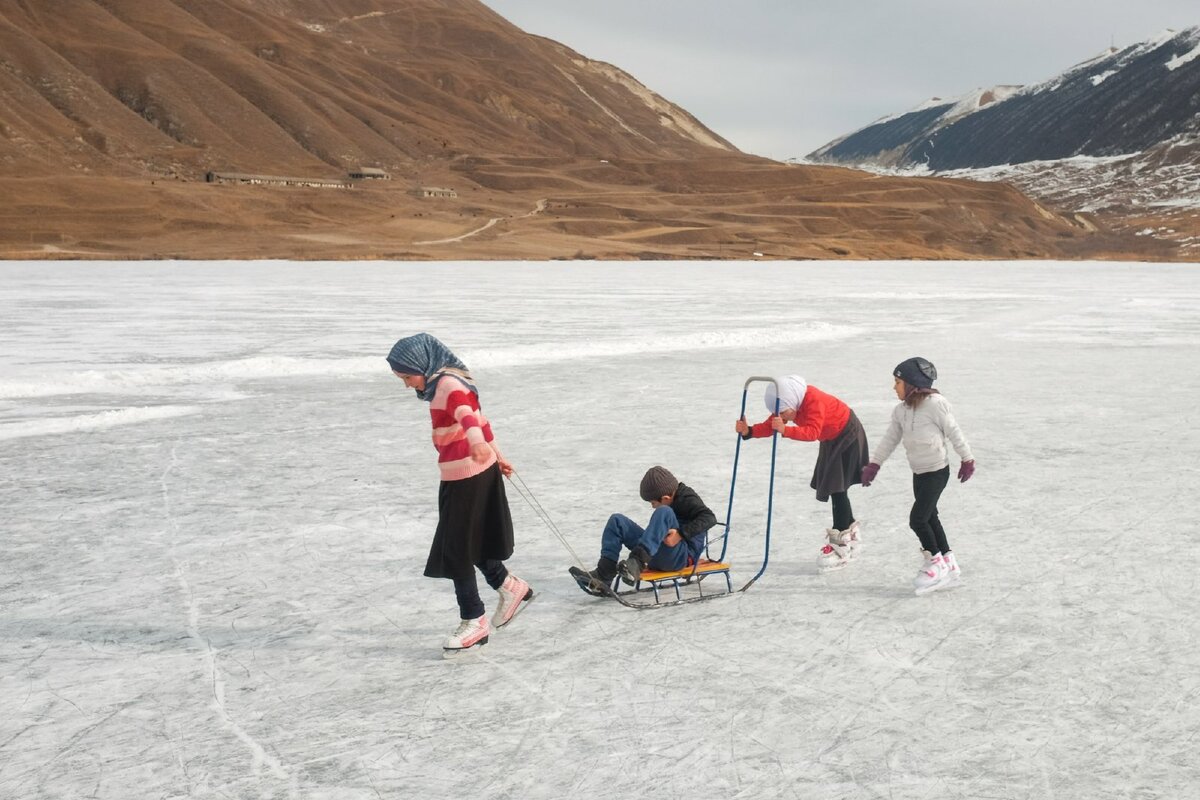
top-left (2, 261), bottom-right (1199, 799)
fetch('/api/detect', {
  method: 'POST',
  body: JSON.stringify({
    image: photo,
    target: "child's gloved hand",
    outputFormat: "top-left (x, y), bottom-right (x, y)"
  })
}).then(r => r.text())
top-left (957, 460), bottom-right (975, 482)
top-left (861, 463), bottom-right (880, 487)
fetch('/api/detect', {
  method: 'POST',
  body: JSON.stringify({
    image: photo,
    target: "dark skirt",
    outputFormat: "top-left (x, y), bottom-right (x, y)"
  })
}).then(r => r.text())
top-left (810, 410), bottom-right (870, 502)
top-left (424, 463), bottom-right (515, 580)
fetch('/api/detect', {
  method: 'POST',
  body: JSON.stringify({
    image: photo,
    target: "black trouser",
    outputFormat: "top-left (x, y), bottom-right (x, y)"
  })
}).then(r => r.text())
top-left (910, 467), bottom-right (950, 554)
top-left (831, 492), bottom-right (855, 531)
top-left (452, 560), bottom-right (508, 620)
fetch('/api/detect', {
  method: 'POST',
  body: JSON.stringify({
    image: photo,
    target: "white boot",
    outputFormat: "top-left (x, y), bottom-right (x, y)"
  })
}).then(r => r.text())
top-left (913, 551), bottom-right (948, 594)
top-left (817, 522), bottom-right (861, 572)
top-left (492, 574), bottom-right (534, 628)
top-left (942, 551), bottom-right (964, 587)
top-left (443, 614), bottom-right (489, 656)
top-left (844, 521), bottom-right (862, 554)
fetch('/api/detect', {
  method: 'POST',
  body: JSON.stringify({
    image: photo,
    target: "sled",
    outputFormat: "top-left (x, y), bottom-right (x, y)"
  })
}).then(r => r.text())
top-left (590, 376), bottom-right (781, 609)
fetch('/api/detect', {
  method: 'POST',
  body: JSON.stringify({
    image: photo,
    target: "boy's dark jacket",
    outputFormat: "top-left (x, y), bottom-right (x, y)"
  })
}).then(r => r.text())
top-left (672, 483), bottom-right (717, 558)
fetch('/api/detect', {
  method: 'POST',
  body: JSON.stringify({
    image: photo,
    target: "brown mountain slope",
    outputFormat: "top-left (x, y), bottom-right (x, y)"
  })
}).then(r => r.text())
top-left (0, 0), bottom-right (732, 178)
top-left (0, 0), bottom-right (1174, 260)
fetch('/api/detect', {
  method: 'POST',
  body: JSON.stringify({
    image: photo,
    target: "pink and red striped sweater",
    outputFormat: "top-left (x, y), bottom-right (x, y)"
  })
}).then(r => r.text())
top-left (429, 374), bottom-right (497, 481)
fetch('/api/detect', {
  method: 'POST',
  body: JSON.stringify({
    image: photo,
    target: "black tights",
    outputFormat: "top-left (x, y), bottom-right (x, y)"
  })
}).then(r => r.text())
top-left (451, 560), bottom-right (508, 620)
top-left (831, 492), bottom-right (855, 531)
top-left (910, 467), bottom-right (951, 554)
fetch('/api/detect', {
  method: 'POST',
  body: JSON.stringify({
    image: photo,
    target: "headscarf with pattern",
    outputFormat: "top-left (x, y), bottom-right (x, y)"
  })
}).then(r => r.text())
top-left (386, 333), bottom-right (478, 402)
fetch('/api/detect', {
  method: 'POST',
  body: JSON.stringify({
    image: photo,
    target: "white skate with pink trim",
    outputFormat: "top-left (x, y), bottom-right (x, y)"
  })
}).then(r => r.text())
top-left (817, 521), bottom-right (862, 572)
top-left (941, 551), bottom-right (964, 589)
top-left (492, 574), bottom-right (534, 628)
top-left (913, 552), bottom-right (949, 595)
top-left (443, 614), bottom-right (489, 658)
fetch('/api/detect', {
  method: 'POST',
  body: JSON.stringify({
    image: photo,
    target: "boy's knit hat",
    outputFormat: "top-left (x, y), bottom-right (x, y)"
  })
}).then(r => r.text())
top-left (639, 466), bottom-right (679, 502)
top-left (894, 357), bottom-right (937, 389)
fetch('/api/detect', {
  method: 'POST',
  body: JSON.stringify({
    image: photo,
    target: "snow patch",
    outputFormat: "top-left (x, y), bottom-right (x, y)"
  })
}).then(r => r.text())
top-left (555, 65), bottom-right (652, 144)
top-left (467, 323), bottom-right (860, 369)
top-left (0, 405), bottom-right (202, 440)
top-left (570, 58), bottom-right (731, 150)
top-left (884, 86), bottom-right (1022, 126)
top-left (1090, 70), bottom-right (1117, 85)
top-left (1166, 40), bottom-right (1200, 70)
top-left (0, 356), bottom-right (378, 400)
top-left (0, 324), bottom-right (857, 401)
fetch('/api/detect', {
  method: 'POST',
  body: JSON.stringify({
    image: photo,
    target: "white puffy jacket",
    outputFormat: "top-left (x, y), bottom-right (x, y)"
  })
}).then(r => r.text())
top-left (871, 393), bottom-right (974, 474)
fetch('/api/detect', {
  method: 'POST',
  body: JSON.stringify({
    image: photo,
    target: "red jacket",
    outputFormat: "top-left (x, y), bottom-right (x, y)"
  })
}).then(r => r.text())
top-left (749, 385), bottom-right (850, 442)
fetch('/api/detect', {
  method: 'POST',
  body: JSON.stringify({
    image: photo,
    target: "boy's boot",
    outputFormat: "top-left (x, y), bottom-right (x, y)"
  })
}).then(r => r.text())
top-left (816, 522), bottom-right (861, 572)
top-left (569, 557), bottom-right (617, 596)
top-left (913, 551), bottom-right (948, 595)
top-left (618, 546), bottom-right (650, 586)
top-left (443, 614), bottom-right (489, 657)
top-left (492, 574), bottom-right (534, 628)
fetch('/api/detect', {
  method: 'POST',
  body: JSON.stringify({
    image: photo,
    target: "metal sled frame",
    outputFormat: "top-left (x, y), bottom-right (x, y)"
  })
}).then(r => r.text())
top-left (603, 376), bottom-right (780, 608)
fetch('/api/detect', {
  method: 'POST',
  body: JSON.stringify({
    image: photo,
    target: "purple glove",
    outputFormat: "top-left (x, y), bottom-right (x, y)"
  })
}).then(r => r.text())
top-left (957, 460), bottom-right (975, 483)
top-left (861, 462), bottom-right (880, 487)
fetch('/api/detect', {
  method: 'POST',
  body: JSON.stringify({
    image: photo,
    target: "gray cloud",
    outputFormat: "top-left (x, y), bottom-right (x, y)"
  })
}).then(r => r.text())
top-left (484, 0), bottom-right (1199, 159)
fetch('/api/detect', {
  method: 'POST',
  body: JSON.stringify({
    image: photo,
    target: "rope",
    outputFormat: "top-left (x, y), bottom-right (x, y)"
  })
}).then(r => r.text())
top-left (506, 470), bottom-right (588, 568)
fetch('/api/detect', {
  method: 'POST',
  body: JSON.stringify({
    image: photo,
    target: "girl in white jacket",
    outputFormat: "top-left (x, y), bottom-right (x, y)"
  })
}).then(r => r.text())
top-left (860, 357), bottom-right (975, 594)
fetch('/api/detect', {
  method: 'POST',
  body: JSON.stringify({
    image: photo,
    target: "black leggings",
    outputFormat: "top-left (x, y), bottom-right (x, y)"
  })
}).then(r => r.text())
top-left (910, 467), bottom-right (950, 554)
top-left (831, 492), bottom-right (855, 531)
top-left (452, 560), bottom-right (508, 620)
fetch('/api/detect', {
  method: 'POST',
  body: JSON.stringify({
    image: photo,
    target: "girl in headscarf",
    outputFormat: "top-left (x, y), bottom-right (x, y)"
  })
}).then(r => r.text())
top-left (735, 375), bottom-right (870, 572)
top-left (387, 333), bottom-right (532, 656)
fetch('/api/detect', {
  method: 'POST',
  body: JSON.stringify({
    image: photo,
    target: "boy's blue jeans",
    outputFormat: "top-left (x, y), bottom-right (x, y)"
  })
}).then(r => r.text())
top-left (600, 506), bottom-right (689, 571)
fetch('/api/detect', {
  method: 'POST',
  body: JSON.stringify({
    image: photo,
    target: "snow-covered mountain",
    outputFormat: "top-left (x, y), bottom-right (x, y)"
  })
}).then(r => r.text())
top-left (810, 27), bottom-right (1200, 170)
top-left (807, 26), bottom-right (1200, 253)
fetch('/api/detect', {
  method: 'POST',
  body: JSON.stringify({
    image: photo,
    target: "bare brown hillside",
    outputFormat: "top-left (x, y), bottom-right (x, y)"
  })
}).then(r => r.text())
top-left (0, 0), bottom-right (1176, 260)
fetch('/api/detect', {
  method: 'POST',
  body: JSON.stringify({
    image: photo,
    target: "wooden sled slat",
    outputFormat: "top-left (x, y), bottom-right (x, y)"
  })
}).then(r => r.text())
top-left (637, 559), bottom-right (731, 582)
top-left (620, 559), bottom-right (734, 606)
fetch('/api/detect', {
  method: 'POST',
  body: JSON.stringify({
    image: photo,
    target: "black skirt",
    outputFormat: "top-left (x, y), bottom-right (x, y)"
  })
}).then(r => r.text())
top-left (424, 463), bottom-right (515, 580)
top-left (810, 410), bottom-right (870, 502)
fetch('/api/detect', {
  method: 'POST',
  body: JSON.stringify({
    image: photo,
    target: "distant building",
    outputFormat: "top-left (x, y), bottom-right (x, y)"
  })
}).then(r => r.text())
top-left (205, 171), bottom-right (350, 189)
top-left (409, 186), bottom-right (457, 199)
top-left (349, 167), bottom-right (391, 180)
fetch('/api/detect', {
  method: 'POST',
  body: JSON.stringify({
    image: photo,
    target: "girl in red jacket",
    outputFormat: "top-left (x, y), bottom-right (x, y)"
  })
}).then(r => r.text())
top-left (735, 375), bottom-right (870, 571)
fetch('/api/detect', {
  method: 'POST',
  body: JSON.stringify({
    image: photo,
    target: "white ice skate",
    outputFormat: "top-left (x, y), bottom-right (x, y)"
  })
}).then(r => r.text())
top-left (492, 574), bottom-right (534, 628)
top-left (816, 522), bottom-right (862, 572)
top-left (913, 551), bottom-right (948, 595)
top-left (941, 551), bottom-right (964, 589)
top-left (443, 615), bottom-right (489, 658)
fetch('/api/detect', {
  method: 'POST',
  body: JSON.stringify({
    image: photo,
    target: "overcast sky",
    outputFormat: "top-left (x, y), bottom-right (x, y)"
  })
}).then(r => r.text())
top-left (484, 0), bottom-right (1198, 160)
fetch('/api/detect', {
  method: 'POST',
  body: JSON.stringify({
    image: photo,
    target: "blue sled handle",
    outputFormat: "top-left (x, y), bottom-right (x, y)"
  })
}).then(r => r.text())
top-left (723, 377), bottom-right (779, 590)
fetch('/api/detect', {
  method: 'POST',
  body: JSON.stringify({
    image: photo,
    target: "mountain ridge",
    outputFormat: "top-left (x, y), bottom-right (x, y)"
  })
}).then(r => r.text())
top-left (0, 0), bottom-right (1176, 260)
top-left (810, 26), bottom-right (1200, 170)
top-left (807, 25), bottom-right (1200, 255)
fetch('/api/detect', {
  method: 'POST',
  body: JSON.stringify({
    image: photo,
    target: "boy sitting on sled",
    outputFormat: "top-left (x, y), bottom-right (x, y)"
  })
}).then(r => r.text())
top-left (570, 466), bottom-right (717, 594)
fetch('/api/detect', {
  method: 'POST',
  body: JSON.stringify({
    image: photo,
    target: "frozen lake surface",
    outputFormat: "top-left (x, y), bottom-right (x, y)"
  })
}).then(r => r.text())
top-left (2, 261), bottom-right (1198, 799)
